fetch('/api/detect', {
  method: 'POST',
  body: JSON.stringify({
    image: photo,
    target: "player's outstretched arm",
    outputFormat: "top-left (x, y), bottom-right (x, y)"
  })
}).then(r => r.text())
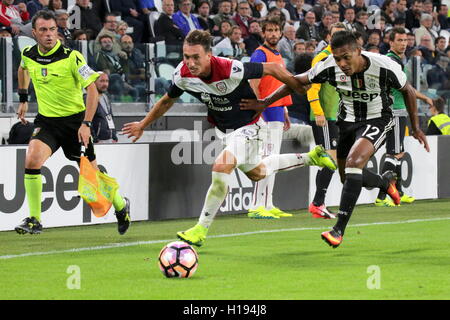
top-left (240, 72), bottom-right (310, 112)
top-left (262, 63), bottom-right (310, 95)
top-left (400, 82), bottom-right (430, 152)
top-left (122, 94), bottom-right (176, 143)
top-left (414, 89), bottom-right (434, 108)
top-left (17, 66), bottom-right (30, 124)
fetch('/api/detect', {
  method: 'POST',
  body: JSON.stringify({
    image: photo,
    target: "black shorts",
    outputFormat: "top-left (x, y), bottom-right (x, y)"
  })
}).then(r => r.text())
top-left (311, 120), bottom-right (339, 150)
top-left (385, 116), bottom-right (407, 155)
top-left (31, 112), bottom-right (96, 162)
top-left (337, 117), bottom-right (395, 159)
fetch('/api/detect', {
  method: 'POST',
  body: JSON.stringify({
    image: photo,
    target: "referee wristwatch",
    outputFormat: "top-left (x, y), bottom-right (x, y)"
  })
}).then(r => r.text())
top-left (82, 121), bottom-right (92, 128)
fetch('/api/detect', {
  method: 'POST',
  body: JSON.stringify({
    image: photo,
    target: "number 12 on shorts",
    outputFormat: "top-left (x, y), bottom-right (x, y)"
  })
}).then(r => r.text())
top-left (362, 124), bottom-right (380, 141)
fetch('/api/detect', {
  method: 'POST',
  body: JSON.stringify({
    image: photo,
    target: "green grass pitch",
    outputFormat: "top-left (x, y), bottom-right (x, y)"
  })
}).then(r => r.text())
top-left (1, 199), bottom-right (450, 300)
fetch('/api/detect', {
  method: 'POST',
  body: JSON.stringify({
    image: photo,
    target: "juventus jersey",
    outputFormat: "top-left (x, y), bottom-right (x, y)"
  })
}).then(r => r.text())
top-left (168, 56), bottom-right (264, 132)
top-left (307, 51), bottom-right (407, 122)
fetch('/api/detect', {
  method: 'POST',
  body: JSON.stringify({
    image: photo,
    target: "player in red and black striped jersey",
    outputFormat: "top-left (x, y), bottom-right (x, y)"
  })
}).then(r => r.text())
top-left (123, 30), bottom-right (337, 246)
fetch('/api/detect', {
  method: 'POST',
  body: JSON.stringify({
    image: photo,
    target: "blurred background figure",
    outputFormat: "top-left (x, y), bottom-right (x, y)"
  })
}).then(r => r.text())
top-left (427, 97), bottom-right (450, 135)
top-left (90, 72), bottom-right (119, 143)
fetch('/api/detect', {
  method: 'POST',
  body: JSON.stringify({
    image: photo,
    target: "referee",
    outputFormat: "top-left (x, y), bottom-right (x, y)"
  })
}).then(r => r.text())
top-left (15, 11), bottom-right (130, 235)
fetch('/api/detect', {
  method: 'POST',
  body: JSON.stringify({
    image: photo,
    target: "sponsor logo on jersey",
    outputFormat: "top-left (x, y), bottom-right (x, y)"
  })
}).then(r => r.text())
top-left (337, 88), bottom-right (379, 101)
top-left (37, 58), bottom-right (51, 63)
top-left (367, 77), bottom-right (378, 89)
top-left (201, 92), bottom-right (212, 102)
top-left (216, 81), bottom-right (227, 93)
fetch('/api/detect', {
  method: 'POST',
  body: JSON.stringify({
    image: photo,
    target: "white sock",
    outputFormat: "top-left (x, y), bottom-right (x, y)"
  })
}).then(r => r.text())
top-left (261, 153), bottom-right (310, 177)
top-left (252, 121), bottom-right (283, 209)
top-left (198, 171), bottom-right (231, 228)
top-left (265, 121), bottom-right (283, 209)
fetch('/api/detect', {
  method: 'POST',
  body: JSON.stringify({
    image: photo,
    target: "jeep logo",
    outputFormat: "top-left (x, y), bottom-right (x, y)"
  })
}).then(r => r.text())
top-left (0, 149), bottom-right (103, 223)
top-left (338, 89), bottom-right (379, 101)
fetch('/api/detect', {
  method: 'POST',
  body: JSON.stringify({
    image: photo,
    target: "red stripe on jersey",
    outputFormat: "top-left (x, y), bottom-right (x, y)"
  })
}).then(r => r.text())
top-left (180, 56), bottom-right (233, 84)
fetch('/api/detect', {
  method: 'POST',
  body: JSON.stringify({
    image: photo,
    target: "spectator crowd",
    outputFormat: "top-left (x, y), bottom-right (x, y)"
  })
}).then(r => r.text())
top-left (0, 0), bottom-right (449, 102)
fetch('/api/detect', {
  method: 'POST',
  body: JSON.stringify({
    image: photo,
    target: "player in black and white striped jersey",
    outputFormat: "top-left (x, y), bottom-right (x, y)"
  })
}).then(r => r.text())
top-left (241, 31), bottom-right (430, 248)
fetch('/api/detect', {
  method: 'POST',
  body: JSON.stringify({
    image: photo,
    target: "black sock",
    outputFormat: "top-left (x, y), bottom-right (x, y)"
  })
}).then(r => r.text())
top-left (335, 172), bottom-right (363, 235)
top-left (362, 168), bottom-right (386, 189)
top-left (376, 157), bottom-right (396, 199)
top-left (313, 168), bottom-right (335, 206)
top-left (395, 162), bottom-right (403, 196)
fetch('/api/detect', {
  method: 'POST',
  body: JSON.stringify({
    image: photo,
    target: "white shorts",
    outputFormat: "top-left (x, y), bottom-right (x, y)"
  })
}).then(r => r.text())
top-left (215, 118), bottom-right (267, 173)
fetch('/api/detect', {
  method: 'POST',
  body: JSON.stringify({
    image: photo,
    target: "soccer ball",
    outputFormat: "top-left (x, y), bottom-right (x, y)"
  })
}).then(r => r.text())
top-left (158, 241), bottom-right (199, 278)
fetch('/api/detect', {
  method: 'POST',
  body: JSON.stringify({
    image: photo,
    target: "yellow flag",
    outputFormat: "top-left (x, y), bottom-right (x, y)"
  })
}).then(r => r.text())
top-left (78, 155), bottom-right (119, 217)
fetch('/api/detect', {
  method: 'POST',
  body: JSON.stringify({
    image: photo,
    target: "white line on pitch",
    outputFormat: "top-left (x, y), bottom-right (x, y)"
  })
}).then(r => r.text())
top-left (1, 216), bottom-right (450, 260)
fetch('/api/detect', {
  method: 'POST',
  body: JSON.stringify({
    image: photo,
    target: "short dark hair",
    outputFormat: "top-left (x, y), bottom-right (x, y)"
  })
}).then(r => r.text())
top-left (433, 97), bottom-right (446, 114)
top-left (389, 27), bottom-right (406, 41)
top-left (344, 7), bottom-right (355, 14)
top-left (366, 45), bottom-right (380, 52)
top-left (354, 31), bottom-right (363, 40)
top-left (98, 34), bottom-right (113, 42)
top-left (356, 10), bottom-right (368, 19)
top-left (435, 36), bottom-right (446, 45)
top-left (104, 13), bottom-right (118, 23)
top-left (31, 10), bottom-right (57, 29)
top-left (198, 0), bottom-right (210, 8)
top-left (261, 17), bottom-right (282, 33)
top-left (184, 29), bottom-right (212, 52)
top-left (294, 53), bottom-right (313, 74)
top-left (72, 29), bottom-right (88, 40)
top-left (381, 0), bottom-right (395, 11)
top-left (330, 30), bottom-right (358, 50)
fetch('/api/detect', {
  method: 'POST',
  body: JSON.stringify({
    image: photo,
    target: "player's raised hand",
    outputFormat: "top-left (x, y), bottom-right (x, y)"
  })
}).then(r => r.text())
top-left (122, 121), bottom-right (144, 143)
top-left (412, 129), bottom-right (430, 152)
top-left (17, 102), bottom-right (28, 124)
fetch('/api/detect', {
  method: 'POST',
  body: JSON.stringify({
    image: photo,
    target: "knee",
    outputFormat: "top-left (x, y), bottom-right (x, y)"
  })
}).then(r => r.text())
top-left (211, 163), bottom-right (234, 174)
top-left (245, 165), bottom-right (265, 181)
top-left (210, 172), bottom-right (229, 195)
top-left (25, 155), bottom-right (43, 169)
top-left (345, 155), bottom-right (365, 169)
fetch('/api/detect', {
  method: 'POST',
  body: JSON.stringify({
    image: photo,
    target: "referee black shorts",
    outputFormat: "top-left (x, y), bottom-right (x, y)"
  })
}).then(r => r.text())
top-left (311, 120), bottom-right (339, 150)
top-left (385, 115), bottom-right (407, 155)
top-left (31, 111), bottom-right (96, 162)
top-left (337, 117), bottom-right (395, 159)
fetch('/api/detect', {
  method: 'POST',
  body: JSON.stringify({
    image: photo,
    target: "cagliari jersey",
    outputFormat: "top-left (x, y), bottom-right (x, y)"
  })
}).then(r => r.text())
top-left (307, 50), bottom-right (407, 123)
top-left (21, 40), bottom-right (99, 117)
top-left (168, 56), bottom-right (264, 132)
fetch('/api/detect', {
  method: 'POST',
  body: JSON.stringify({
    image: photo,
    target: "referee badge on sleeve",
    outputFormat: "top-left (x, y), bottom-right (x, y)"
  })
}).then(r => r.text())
top-left (78, 65), bottom-right (95, 80)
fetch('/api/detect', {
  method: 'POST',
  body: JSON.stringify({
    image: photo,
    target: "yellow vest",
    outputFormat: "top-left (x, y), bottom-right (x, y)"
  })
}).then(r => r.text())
top-left (428, 113), bottom-right (450, 135)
